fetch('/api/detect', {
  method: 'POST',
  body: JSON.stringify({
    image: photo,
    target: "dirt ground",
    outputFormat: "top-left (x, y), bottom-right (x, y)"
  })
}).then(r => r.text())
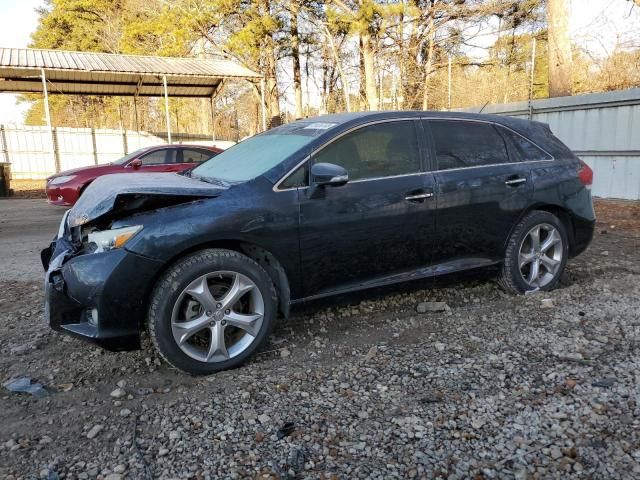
top-left (0, 197), bottom-right (638, 479)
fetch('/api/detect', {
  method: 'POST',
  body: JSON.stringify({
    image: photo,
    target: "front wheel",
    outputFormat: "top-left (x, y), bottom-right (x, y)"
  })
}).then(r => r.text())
top-left (148, 249), bottom-right (277, 375)
top-left (499, 211), bottom-right (569, 294)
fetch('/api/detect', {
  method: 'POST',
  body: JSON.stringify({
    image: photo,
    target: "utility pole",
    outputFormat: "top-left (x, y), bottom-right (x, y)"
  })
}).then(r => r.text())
top-left (528, 37), bottom-right (537, 119)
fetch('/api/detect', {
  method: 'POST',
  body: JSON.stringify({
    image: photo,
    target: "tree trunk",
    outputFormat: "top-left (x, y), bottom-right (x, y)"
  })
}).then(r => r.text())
top-left (421, 3), bottom-right (436, 110)
top-left (358, 36), bottom-right (366, 110)
top-left (547, 0), bottom-right (572, 97)
top-left (360, 31), bottom-right (378, 110)
top-left (261, 0), bottom-right (280, 126)
top-left (321, 43), bottom-right (329, 114)
top-left (290, 1), bottom-right (303, 119)
top-left (323, 24), bottom-right (350, 112)
top-left (265, 47), bottom-right (280, 125)
top-left (397, 5), bottom-right (406, 109)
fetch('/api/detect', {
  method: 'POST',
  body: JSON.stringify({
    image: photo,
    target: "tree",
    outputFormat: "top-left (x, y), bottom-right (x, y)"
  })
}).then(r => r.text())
top-left (329, 0), bottom-right (388, 111)
top-left (547, 0), bottom-right (572, 97)
top-left (22, 0), bottom-right (639, 136)
top-left (289, 1), bottom-right (304, 118)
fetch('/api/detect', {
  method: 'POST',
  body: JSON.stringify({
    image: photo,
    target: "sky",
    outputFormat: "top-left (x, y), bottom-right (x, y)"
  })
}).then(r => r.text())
top-left (0, 0), bottom-right (639, 125)
top-left (0, 0), bottom-right (41, 124)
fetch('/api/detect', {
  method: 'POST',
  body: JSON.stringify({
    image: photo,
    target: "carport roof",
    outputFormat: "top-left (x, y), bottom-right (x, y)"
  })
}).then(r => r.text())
top-left (0, 47), bottom-right (262, 98)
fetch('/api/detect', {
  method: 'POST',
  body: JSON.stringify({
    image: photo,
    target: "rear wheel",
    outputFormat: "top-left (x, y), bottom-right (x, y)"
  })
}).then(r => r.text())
top-left (499, 211), bottom-right (568, 294)
top-left (148, 249), bottom-right (277, 375)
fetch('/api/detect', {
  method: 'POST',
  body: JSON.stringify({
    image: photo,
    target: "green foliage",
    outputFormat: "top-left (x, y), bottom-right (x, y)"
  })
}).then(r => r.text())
top-left (31, 0), bottom-right (125, 52)
top-left (19, 0), bottom-right (640, 135)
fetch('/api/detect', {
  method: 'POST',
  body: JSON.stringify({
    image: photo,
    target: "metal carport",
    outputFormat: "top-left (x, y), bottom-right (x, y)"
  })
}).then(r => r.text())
top-left (0, 48), bottom-right (265, 165)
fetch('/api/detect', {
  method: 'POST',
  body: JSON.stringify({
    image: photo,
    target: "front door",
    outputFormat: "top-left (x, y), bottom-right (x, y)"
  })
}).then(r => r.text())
top-left (133, 148), bottom-right (185, 173)
top-left (298, 120), bottom-right (437, 297)
top-left (425, 119), bottom-right (533, 265)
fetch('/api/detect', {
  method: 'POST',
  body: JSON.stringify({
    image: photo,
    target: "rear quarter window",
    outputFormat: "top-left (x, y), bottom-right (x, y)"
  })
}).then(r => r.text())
top-left (499, 127), bottom-right (553, 162)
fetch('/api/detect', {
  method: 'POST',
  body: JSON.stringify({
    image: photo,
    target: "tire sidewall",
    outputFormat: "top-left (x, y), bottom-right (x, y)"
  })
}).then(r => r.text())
top-left (150, 250), bottom-right (276, 375)
top-left (506, 212), bottom-right (569, 293)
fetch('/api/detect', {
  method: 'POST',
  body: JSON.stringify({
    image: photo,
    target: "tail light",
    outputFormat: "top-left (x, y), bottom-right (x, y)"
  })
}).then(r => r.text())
top-left (577, 159), bottom-right (593, 189)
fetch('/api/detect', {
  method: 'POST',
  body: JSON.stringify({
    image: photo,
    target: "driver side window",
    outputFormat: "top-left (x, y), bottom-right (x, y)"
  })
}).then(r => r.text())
top-left (140, 149), bottom-right (175, 165)
top-left (312, 121), bottom-right (420, 181)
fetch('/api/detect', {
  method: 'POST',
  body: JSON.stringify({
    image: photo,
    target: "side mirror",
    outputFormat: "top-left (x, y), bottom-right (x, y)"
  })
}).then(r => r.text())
top-left (129, 159), bottom-right (142, 170)
top-left (310, 162), bottom-right (349, 187)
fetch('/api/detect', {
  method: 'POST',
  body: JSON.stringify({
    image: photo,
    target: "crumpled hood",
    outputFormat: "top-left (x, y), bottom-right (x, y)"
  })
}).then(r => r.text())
top-left (67, 172), bottom-right (225, 227)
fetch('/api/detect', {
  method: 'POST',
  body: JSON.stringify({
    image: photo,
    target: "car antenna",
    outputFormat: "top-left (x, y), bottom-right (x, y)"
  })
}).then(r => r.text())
top-left (478, 101), bottom-right (490, 114)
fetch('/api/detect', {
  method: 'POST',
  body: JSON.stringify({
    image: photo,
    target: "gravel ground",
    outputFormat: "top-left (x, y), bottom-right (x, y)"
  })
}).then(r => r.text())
top-left (0, 199), bottom-right (639, 479)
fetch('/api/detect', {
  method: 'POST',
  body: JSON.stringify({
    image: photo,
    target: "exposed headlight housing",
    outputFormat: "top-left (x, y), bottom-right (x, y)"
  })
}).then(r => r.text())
top-left (87, 225), bottom-right (142, 253)
top-left (49, 175), bottom-right (77, 185)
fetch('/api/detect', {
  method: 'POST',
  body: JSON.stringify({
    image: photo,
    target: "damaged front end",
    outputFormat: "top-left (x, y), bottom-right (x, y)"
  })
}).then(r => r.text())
top-left (42, 173), bottom-right (224, 351)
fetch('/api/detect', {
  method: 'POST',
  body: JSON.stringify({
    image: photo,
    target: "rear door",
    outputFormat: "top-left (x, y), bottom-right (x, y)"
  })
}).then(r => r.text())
top-left (296, 119), bottom-right (437, 297)
top-left (425, 119), bottom-right (533, 265)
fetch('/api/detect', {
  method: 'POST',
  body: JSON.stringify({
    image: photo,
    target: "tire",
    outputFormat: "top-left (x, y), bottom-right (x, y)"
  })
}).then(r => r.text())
top-left (498, 210), bottom-right (569, 295)
top-left (148, 249), bottom-right (277, 375)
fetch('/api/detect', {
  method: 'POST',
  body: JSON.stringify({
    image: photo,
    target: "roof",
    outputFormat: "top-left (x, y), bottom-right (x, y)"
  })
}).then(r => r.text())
top-left (0, 48), bottom-right (262, 98)
top-left (278, 110), bottom-right (548, 137)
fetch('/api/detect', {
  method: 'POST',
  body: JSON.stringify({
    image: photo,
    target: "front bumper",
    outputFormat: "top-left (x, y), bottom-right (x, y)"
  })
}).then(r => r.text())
top-left (45, 183), bottom-right (80, 206)
top-left (43, 242), bottom-right (164, 351)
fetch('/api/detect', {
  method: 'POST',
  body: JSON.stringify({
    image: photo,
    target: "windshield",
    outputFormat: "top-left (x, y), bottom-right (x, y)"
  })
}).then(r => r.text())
top-left (111, 148), bottom-right (148, 165)
top-left (191, 132), bottom-right (316, 183)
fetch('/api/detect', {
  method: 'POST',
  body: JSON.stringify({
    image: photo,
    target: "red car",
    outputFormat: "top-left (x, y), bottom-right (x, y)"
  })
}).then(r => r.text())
top-left (45, 144), bottom-right (222, 206)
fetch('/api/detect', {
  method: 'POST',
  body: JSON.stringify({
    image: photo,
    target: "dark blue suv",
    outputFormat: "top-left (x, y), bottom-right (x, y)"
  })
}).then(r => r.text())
top-left (42, 112), bottom-right (595, 374)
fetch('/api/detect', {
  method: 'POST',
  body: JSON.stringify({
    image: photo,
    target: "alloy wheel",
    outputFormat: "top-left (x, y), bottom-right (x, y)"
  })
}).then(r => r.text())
top-left (518, 223), bottom-right (563, 288)
top-left (170, 271), bottom-right (264, 363)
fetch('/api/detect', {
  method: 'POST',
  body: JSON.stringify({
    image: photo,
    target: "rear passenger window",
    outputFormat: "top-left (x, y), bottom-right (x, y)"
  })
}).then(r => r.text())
top-left (499, 128), bottom-right (553, 162)
top-left (182, 148), bottom-right (215, 164)
top-left (429, 120), bottom-right (509, 170)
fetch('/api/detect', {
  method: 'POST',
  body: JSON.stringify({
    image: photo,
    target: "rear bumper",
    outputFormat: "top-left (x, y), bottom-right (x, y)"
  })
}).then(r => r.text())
top-left (43, 243), bottom-right (164, 351)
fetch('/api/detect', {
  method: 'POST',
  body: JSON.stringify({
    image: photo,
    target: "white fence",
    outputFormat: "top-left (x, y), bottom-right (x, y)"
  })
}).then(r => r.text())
top-left (463, 88), bottom-right (640, 200)
top-left (5, 89), bottom-right (640, 199)
top-left (0, 125), bottom-right (219, 180)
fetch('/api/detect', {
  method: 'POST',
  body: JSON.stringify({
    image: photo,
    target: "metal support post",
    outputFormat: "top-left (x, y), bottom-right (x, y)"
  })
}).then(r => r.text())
top-left (163, 75), bottom-right (172, 143)
top-left (41, 68), bottom-right (60, 173)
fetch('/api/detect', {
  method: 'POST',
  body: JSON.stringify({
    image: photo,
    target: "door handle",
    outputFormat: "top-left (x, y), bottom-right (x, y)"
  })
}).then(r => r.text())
top-left (405, 192), bottom-right (434, 202)
top-left (505, 177), bottom-right (526, 186)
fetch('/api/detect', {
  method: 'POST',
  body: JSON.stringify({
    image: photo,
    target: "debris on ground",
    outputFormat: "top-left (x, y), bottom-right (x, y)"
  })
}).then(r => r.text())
top-left (2, 377), bottom-right (48, 398)
top-left (276, 422), bottom-right (296, 440)
top-left (540, 298), bottom-right (554, 309)
top-left (416, 301), bottom-right (449, 313)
